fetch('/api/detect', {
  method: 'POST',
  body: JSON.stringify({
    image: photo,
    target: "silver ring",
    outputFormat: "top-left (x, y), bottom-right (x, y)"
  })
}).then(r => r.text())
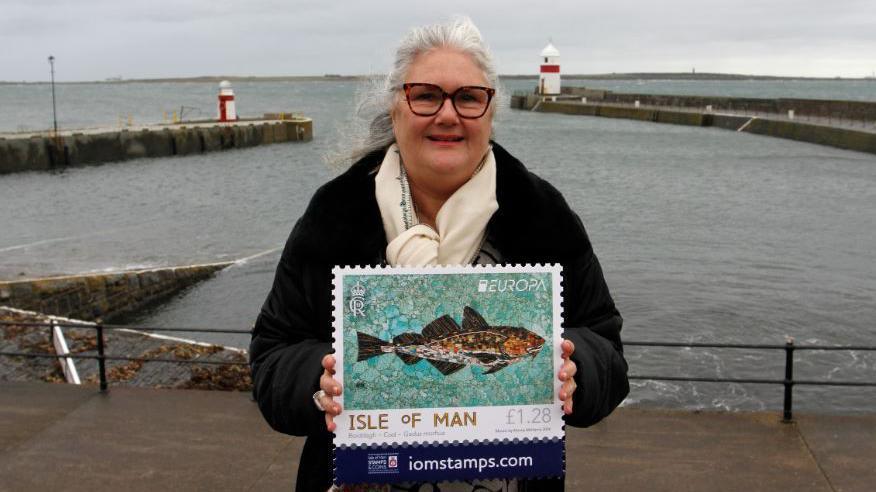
top-left (312, 389), bottom-right (327, 411)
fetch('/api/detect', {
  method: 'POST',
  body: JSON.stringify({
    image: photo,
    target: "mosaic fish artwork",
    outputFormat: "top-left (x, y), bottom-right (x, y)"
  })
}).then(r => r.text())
top-left (356, 306), bottom-right (545, 376)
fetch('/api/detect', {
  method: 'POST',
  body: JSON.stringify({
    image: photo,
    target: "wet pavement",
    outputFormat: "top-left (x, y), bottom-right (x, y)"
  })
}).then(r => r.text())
top-left (1, 382), bottom-right (873, 491)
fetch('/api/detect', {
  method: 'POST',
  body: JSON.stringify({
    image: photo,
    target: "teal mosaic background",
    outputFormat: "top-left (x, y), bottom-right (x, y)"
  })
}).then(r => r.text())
top-left (341, 272), bottom-right (555, 410)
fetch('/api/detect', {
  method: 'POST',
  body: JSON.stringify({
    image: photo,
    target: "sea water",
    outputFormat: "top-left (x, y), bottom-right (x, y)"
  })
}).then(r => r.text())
top-left (1, 80), bottom-right (874, 413)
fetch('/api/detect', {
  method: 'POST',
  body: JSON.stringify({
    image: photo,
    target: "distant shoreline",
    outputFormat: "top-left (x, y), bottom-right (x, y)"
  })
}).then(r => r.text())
top-left (3, 72), bottom-right (875, 85)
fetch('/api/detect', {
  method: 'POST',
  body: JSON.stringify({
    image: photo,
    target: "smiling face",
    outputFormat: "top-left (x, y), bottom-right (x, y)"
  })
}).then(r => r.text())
top-left (391, 48), bottom-right (494, 197)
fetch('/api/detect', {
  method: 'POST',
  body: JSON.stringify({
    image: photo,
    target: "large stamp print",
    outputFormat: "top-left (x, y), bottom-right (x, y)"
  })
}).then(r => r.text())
top-left (332, 265), bottom-right (565, 485)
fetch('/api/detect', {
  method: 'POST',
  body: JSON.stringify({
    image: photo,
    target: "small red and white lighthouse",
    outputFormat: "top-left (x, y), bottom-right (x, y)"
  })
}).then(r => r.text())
top-left (217, 80), bottom-right (237, 122)
top-left (539, 42), bottom-right (561, 96)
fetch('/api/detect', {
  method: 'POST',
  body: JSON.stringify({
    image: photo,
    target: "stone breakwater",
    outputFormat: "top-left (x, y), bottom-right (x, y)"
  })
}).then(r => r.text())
top-left (554, 87), bottom-right (876, 122)
top-left (0, 115), bottom-right (313, 175)
top-left (0, 262), bottom-right (232, 322)
top-left (512, 95), bottom-right (876, 155)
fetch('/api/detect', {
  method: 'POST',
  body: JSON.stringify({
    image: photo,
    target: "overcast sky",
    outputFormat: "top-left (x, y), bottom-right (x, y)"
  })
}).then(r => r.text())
top-left (2, 0), bottom-right (875, 81)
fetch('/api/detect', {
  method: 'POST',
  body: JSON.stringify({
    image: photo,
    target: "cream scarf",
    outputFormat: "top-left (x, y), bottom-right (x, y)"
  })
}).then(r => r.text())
top-left (375, 143), bottom-right (498, 266)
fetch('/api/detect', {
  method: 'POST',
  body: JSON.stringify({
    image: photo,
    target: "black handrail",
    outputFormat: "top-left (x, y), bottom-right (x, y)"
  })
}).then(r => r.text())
top-left (96, 322), bottom-right (107, 391)
top-left (0, 319), bottom-right (249, 394)
top-left (784, 340), bottom-right (794, 421)
top-left (625, 338), bottom-right (876, 421)
top-left (1, 320), bottom-right (874, 421)
top-left (0, 351), bottom-right (248, 365)
top-left (625, 340), bottom-right (876, 351)
top-left (2, 320), bottom-right (251, 334)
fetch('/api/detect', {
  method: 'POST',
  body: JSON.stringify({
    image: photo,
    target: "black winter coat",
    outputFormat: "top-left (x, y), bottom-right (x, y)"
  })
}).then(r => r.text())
top-left (250, 143), bottom-right (629, 491)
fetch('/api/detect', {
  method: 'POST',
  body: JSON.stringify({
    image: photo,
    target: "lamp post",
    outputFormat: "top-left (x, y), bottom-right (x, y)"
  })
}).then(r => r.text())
top-left (48, 55), bottom-right (58, 137)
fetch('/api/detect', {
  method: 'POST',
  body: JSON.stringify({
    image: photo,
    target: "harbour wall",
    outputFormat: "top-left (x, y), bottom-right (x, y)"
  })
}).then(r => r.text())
top-left (0, 262), bottom-right (232, 322)
top-left (512, 96), bottom-right (876, 155)
top-left (558, 87), bottom-right (876, 122)
top-left (0, 116), bottom-right (313, 175)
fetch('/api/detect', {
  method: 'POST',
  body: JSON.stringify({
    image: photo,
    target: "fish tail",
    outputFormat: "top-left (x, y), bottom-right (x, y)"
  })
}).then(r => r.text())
top-left (357, 331), bottom-right (390, 362)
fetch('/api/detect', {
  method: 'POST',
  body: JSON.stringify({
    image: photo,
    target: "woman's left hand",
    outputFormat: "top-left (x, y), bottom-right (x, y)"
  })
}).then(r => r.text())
top-left (558, 339), bottom-right (577, 415)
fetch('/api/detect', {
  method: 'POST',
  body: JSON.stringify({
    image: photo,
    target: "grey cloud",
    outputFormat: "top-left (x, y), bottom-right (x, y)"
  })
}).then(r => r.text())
top-left (2, 0), bottom-right (874, 80)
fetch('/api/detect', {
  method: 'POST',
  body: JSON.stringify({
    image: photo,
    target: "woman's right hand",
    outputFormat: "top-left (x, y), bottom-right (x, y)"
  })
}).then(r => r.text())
top-left (319, 354), bottom-right (343, 432)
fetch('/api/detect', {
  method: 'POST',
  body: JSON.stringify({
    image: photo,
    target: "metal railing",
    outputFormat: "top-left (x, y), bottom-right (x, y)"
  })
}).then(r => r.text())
top-left (0, 320), bottom-right (251, 392)
top-left (625, 339), bottom-right (876, 422)
top-left (1, 320), bottom-right (874, 421)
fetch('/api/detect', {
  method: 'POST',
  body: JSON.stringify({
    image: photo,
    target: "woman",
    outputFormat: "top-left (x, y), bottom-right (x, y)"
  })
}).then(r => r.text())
top-left (250, 18), bottom-right (629, 492)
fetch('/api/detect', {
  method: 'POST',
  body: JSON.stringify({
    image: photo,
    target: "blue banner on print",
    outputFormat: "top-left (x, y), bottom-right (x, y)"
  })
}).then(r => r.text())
top-left (334, 439), bottom-right (564, 485)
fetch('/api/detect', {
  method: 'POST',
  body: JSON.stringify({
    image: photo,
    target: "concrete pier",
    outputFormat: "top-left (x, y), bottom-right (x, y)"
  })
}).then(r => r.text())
top-left (512, 95), bottom-right (876, 155)
top-left (0, 115), bottom-right (313, 175)
top-left (533, 87), bottom-right (876, 123)
top-left (0, 382), bottom-right (873, 491)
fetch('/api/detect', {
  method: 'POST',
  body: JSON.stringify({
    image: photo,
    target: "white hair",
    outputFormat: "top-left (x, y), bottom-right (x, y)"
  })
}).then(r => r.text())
top-left (329, 16), bottom-right (504, 167)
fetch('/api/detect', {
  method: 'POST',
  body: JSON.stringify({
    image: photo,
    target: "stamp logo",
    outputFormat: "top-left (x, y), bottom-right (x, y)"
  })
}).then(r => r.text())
top-left (348, 281), bottom-right (366, 317)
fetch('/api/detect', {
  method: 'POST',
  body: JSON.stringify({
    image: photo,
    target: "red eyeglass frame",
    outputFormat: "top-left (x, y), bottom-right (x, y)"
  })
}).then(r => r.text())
top-left (401, 83), bottom-right (496, 119)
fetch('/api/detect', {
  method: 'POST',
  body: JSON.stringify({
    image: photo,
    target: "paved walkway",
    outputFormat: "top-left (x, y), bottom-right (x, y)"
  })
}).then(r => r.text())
top-left (1, 382), bottom-right (873, 491)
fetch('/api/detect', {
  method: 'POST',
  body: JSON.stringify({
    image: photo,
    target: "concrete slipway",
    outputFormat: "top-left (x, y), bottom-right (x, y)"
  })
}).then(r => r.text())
top-left (0, 382), bottom-right (873, 491)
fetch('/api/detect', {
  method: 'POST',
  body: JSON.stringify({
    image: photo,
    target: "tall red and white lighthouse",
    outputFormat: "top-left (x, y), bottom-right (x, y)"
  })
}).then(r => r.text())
top-left (217, 80), bottom-right (237, 122)
top-left (539, 42), bottom-right (561, 95)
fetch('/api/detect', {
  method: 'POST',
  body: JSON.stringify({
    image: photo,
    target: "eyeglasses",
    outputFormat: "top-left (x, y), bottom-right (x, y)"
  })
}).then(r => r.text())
top-left (401, 83), bottom-right (495, 119)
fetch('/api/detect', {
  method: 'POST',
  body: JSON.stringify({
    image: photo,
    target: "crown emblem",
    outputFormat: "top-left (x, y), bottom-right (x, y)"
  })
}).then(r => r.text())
top-left (350, 281), bottom-right (366, 297)
top-left (349, 281), bottom-right (366, 317)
